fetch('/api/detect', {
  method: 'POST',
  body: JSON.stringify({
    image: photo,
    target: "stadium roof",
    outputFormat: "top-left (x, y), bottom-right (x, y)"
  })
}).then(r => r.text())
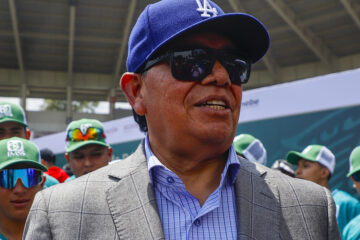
top-left (1, 0), bottom-right (360, 105)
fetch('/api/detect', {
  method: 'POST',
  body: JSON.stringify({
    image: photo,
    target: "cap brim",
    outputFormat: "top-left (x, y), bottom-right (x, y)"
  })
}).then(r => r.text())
top-left (286, 151), bottom-right (317, 165)
top-left (0, 159), bottom-right (47, 172)
top-left (146, 13), bottom-right (269, 65)
top-left (66, 140), bottom-right (110, 153)
top-left (347, 167), bottom-right (360, 178)
top-left (0, 118), bottom-right (28, 127)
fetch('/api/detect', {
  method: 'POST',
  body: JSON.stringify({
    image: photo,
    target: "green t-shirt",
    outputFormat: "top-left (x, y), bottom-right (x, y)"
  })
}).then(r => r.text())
top-left (44, 173), bottom-right (59, 188)
top-left (332, 189), bottom-right (360, 237)
top-left (65, 175), bottom-right (76, 182)
top-left (343, 214), bottom-right (360, 240)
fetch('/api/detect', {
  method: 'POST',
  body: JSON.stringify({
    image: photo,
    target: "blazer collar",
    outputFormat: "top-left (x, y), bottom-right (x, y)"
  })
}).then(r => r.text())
top-left (106, 144), bottom-right (280, 240)
top-left (106, 144), bottom-right (165, 240)
top-left (235, 157), bottom-right (281, 239)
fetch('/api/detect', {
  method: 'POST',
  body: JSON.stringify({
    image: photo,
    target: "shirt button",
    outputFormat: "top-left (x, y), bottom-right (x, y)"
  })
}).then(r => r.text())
top-left (166, 176), bottom-right (174, 184)
top-left (194, 219), bottom-right (201, 227)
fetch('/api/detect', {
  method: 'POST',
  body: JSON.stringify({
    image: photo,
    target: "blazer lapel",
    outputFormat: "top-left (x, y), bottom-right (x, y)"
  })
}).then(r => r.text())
top-left (235, 158), bottom-right (280, 240)
top-left (105, 145), bottom-right (165, 240)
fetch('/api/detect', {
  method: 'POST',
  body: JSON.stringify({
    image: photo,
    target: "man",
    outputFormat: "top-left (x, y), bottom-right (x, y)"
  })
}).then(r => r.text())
top-left (0, 137), bottom-right (47, 240)
top-left (233, 133), bottom-right (267, 165)
top-left (0, 102), bottom-right (59, 188)
top-left (287, 144), bottom-right (360, 236)
top-left (0, 102), bottom-right (30, 140)
top-left (64, 118), bottom-right (112, 182)
top-left (342, 146), bottom-right (360, 240)
top-left (24, 0), bottom-right (339, 239)
top-left (40, 148), bottom-right (69, 183)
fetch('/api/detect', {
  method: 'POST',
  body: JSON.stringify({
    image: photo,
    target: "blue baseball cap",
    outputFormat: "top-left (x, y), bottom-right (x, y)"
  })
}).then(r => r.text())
top-left (127, 0), bottom-right (270, 73)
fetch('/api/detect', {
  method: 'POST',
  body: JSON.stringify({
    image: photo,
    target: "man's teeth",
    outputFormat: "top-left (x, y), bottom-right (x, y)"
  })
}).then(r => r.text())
top-left (208, 105), bottom-right (225, 110)
top-left (201, 100), bottom-right (227, 109)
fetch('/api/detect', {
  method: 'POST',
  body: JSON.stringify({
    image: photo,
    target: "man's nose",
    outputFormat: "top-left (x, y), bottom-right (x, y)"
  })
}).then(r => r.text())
top-left (201, 60), bottom-right (231, 86)
top-left (13, 179), bottom-right (27, 194)
top-left (83, 156), bottom-right (93, 167)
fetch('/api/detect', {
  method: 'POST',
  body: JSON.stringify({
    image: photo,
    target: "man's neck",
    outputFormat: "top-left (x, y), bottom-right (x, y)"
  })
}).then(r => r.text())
top-left (149, 140), bottom-right (229, 206)
top-left (0, 215), bottom-right (25, 240)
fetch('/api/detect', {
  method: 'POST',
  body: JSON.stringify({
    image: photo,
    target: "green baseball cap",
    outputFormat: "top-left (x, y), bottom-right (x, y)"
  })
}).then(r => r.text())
top-left (0, 137), bottom-right (47, 171)
top-left (233, 134), bottom-right (267, 165)
top-left (286, 145), bottom-right (336, 174)
top-left (65, 118), bottom-right (110, 153)
top-left (0, 102), bottom-right (28, 127)
top-left (347, 146), bottom-right (360, 177)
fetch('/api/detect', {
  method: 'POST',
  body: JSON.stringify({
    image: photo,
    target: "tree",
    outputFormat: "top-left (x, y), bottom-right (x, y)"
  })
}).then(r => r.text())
top-left (41, 99), bottom-right (99, 113)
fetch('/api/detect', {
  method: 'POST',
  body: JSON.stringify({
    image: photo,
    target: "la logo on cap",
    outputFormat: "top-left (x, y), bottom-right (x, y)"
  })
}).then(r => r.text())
top-left (196, 0), bottom-right (218, 17)
top-left (80, 123), bottom-right (92, 135)
top-left (0, 104), bottom-right (13, 118)
top-left (7, 140), bottom-right (25, 157)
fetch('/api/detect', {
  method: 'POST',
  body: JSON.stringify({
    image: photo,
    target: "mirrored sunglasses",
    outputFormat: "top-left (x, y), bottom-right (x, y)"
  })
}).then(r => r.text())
top-left (0, 168), bottom-right (43, 189)
top-left (351, 171), bottom-right (360, 182)
top-left (142, 47), bottom-right (251, 85)
top-left (66, 127), bottom-right (105, 142)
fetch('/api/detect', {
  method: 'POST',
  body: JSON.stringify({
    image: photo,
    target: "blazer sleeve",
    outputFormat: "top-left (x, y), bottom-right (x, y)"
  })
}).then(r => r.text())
top-left (23, 191), bottom-right (52, 240)
top-left (324, 188), bottom-right (341, 240)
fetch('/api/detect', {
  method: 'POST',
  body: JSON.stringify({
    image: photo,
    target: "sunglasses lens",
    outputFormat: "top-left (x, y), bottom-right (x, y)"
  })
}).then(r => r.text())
top-left (221, 56), bottom-right (249, 84)
top-left (69, 129), bottom-right (83, 141)
top-left (172, 49), bottom-right (212, 81)
top-left (68, 127), bottom-right (103, 141)
top-left (170, 48), bottom-right (249, 85)
top-left (0, 168), bottom-right (42, 189)
top-left (352, 171), bottom-right (360, 181)
top-left (86, 128), bottom-right (101, 140)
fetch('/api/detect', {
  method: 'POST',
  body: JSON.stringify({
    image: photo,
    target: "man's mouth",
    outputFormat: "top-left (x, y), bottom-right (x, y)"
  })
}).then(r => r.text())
top-left (11, 199), bottom-right (30, 207)
top-left (196, 99), bottom-right (228, 110)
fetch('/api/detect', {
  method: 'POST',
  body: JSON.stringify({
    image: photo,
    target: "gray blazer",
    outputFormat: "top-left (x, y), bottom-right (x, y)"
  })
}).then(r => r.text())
top-left (23, 144), bottom-right (340, 240)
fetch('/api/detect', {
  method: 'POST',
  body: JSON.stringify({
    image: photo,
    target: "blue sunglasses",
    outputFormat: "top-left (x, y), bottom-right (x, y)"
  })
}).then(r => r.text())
top-left (0, 168), bottom-right (43, 189)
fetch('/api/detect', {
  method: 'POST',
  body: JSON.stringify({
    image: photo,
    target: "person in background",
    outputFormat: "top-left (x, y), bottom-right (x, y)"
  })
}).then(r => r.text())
top-left (40, 148), bottom-right (69, 183)
top-left (24, 0), bottom-right (339, 239)
top-left (0, 102), bottom-right (58, 189)
top-left (64, 118), bottom-right (112, 182)
top-left (0, 137), bottom-right (47, 240)
top-left (342, 146), bottom-right (360, 240)
top-left (271, 159), bottom-right (295, 177)
top-left (0, 102), bottom-right (30, 140)
top-left (61, 163), bottom-right (73, 177)
top-left (233, 133), bottom-right (267, 165)
top-left (287, 144), bottom-right (360, 236)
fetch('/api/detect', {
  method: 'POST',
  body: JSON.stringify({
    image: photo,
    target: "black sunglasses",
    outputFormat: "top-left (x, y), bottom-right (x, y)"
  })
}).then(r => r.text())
top-left (351, 171), bottom-right (360, 182)
top-left (142, 48), bottom-right (251, 85)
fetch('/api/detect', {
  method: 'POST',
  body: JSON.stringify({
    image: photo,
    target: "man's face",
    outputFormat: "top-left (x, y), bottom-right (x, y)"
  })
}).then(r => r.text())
top-left (0, 121), bottom-right (27, 140)
top-left (67, 144), bottom-right (111, 177)
top-left (141, 32), bottom-right (242, 154)
top-left (0, 178), bottom-right (43, 222)
top-left (351, 173), bottom-right (360, 195)
top-left (295, 159), bottom-right (325, 185)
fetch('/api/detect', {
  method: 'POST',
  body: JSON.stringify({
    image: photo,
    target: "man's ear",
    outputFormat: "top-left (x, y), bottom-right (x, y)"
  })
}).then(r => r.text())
top-left (120, 72), bottom-right (146, 116)
top-left (107, 147), bottom-right (113, 162)
top-left (40, 175), bottom-right (46, 189)
top-left (26, 129), bottom-right (31, 140)
top-left (65, 153), bottom-right (69, 163)
top-left (321, 167), bottom-right (330, 180)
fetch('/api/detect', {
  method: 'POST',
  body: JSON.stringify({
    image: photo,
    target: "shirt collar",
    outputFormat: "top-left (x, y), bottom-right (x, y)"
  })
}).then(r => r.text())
top-left (144, 134), bottom-right (241, 185)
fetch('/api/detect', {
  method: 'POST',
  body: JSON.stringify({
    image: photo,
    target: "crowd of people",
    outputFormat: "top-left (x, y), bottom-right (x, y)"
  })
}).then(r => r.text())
top-left (0, 0), bottom-right (359, 239)
top-left (233, 134), bottom-right (360, 239)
